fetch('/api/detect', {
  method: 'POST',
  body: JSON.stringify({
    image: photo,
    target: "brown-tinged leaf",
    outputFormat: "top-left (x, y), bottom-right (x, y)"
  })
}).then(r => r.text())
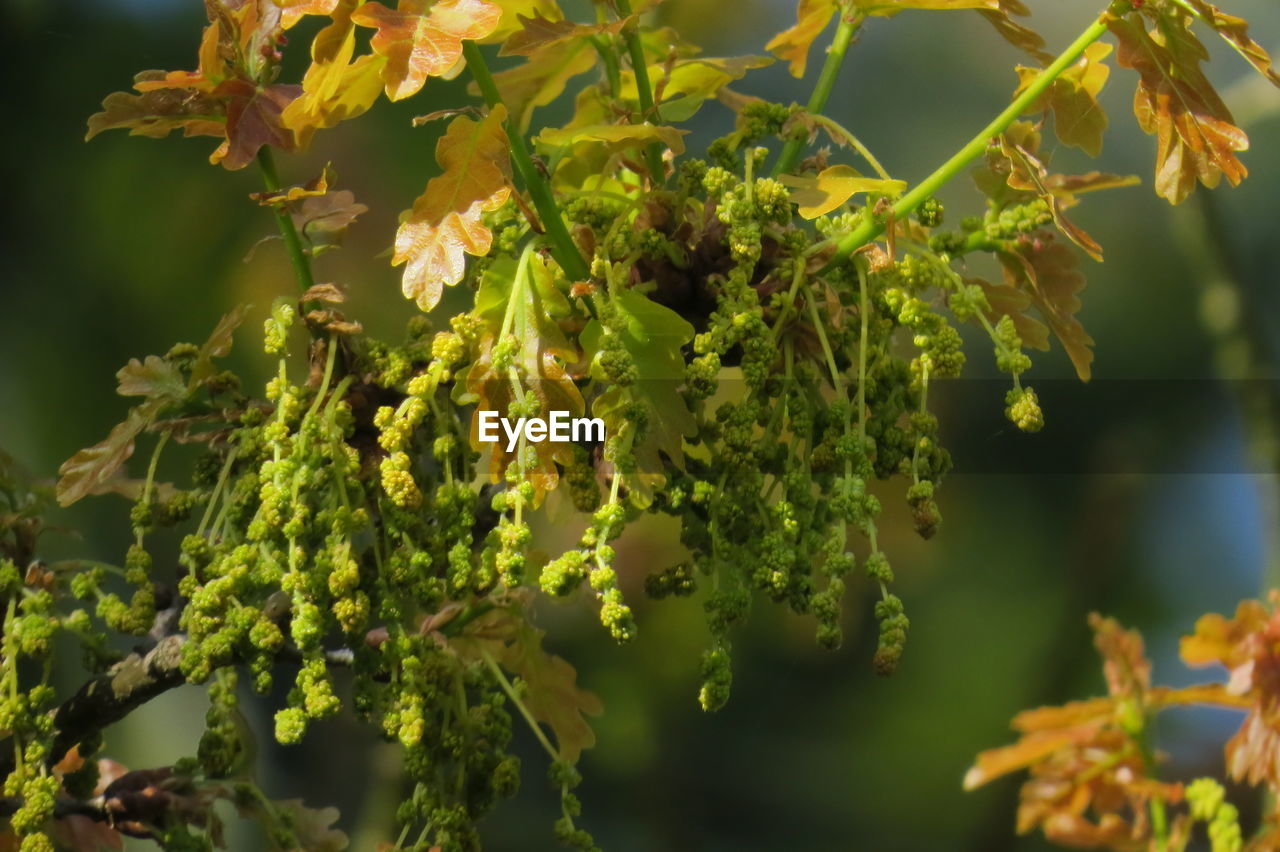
top-left (292, 190), bottom-right (370, 253)
top-left (116, 356), bottom-right (187, 401)
top-left (192, 305), bottom-right (249, 384)
top-left (998, 241), bottom-right (1095, 381)
top-left (1180, 598), bottom-right (1270, 669)
top-left (779, 165), bottom-right (905, 218)
top-left (1108, 11), bottom-right (1249, 204)
top-left (969, 276), bottom-right (1051, 351)
top-left (996, 131), bottom-right (1104, 261)
top-left (1183, 0), bottom-right (1280, 87)
top-left (500, 12), bottom-right (630, 57)
top-left (1089, 612), bottom-right (1150, 699)
top-left (963, 725), bottom-right (1103, 791)
top-left (208, 80), bottom-right (301, 170)
top-left (282, 3), bottom-right (386, 148)
top-left (56, 407), bottom-right (153, 508)
top-left (395, 106), bottom-right (512, 311)
top-left (86, 74), bottom-right (226, 142)
top-left (351, 0), bottom-right (503, 101)
top-left (977, 0), bottom-right (1051, 64)
top-left (1016, 42), bottom-right (1111, 156)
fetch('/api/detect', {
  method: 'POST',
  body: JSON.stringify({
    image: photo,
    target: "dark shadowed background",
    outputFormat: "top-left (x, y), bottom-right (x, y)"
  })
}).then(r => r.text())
top-left (2, 0), bottom-right (1279, 848)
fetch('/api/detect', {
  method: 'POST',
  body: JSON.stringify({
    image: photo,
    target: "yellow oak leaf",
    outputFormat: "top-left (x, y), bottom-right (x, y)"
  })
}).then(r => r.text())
top-left (769, 0), bottom-right (999, 77)
top-left (487, 39), bottom-right (597, 131)
top-left (779, 165), bottom-right (905, 218)
top-left (394, 106), bottom-right (512, 311)
top-left (351, 0), bottom-right (503, 101)
top-left (283, 3), bottom-right (386, 148)
top-left (538, 122), bottom-right (688, 157)
top-left (273, 0), bottom-right (341, 29)
top-left (766, 0), bottom-right (837, 78)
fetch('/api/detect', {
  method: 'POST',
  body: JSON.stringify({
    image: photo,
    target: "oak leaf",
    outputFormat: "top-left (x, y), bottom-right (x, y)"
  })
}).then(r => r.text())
top-left (538, 122), bottom-right (688, 157)
top-left (977, 0), bottom-right (1051, 64)
top-left (581, 288), bottom-right (696, 503)
top-left (57, 308), bottom-right (247, 506)
top-left (621, 55), bottom-right (773, 122)
top-left (1182, 0), bottom-right (1280, 87)
top-left (394, 106), bottom-right (512, 311)
top-left (780, 165), bottom-right (905, 218)
top-left (499, 620), bottom-right (604, 763)
top-left (768, 0), bottom-right (1005, 78)
top-left (1107, 12), bottom-right (1249, 204)
top-left (458, 253), bottom-right (584, 497)
top-left (487, 40), bottom-right (597, 131)
top-left (997, 241), bottom-right (1095, 382)
top-left (273, 0), bottom-right (341, 28)
top-left (499, 12), bottom-right (630, 57)
top-left (351, 0), bottom-right (503, 101)
top-left (282, 3), bottom-right (386, 148)
top-left (292, 190), bottom-right (370, 253)
top-left (1015, 42), bottom-right (1111, 157)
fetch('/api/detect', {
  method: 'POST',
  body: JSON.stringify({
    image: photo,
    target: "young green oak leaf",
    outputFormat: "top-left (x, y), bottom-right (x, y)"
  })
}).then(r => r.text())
top-left (1015, 42), bottom-right (1111, 157)
top-left (619, 56), bottom-right (774, 123)
top-left (538, 123), bottom-right (689, 158)
top-left (458, 253), bottom-right (585, 499)
top-left (581, 288), bottom-right (697, 504)
top-left (780, 165), bottom-right (905, 218)
top-left (351, 0), bottom-right (503, 101)
top-left (394, 106), bottom-right (512, 311)
top-left (282, 2), bottom-right (386, 149)
top-left (1107, 10), bottom-right (1249, 205)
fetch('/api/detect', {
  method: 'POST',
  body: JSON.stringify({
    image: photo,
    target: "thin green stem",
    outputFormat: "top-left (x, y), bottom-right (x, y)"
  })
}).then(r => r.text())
top-left (614, 0), bottom-right (667, 183)
top-left (256, 147), bottom-right (316, 295)
top-left (774, 9), bottom-right (864, 177)
top-left (463, 41), bottom-right (590, 282)
top-left (822, 9), bottom-right (1113, 271)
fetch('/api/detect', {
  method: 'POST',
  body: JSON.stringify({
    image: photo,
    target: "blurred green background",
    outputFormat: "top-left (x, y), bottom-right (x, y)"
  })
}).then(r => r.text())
top-left (2, 0), bottom-right (1279, 848)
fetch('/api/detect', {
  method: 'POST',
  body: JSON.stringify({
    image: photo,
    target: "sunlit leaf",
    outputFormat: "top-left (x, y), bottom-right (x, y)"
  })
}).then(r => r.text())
top-left (766, 0), bottom-right (838, 78)
top-left (487, 39), bottom-right (597, 131)
top-left (395, 106), bottom-right (512, 311)
top-left (1107, 11), bottom-right (1249, 204)
top-left (282, 3), bottom-right (386, 148)
top-left (538, 122), bottom-right (688, 158)
top-left (273, 0), bottom-right (341, 29)
top-left (351, 0), bottom-right (503, 101)
top-left (779, 165), bottom-right (905, 218)
top-left (1183, 0), bottom-right (1280, 87)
